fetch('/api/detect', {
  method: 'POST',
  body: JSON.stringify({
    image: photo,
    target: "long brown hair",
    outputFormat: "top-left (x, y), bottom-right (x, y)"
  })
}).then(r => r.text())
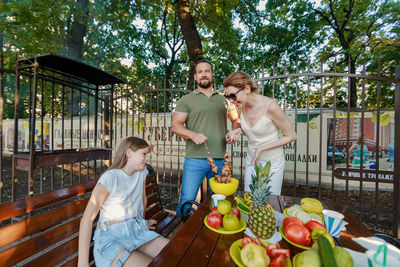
top-left (108, 136), bottom-right (149, 170)
top-left (223, 71), bottom-right (258, 92)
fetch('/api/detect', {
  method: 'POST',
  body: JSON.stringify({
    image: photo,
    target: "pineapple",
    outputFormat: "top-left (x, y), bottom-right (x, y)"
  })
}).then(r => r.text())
top-left (248, 161), bottom-right (276, 239)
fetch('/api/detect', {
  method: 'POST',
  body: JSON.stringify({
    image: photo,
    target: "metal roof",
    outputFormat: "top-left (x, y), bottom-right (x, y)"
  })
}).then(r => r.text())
top-left (18, 54), bottom-right (125, 86)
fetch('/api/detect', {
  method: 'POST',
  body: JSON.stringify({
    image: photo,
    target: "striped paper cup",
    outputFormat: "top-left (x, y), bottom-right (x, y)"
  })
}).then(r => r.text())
top-left (322, 209), bottom-right (344, 237)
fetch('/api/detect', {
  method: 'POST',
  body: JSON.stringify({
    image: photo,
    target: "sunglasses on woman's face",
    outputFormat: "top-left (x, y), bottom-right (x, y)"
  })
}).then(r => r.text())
top-left (224, 87), bottom-right (244, 101)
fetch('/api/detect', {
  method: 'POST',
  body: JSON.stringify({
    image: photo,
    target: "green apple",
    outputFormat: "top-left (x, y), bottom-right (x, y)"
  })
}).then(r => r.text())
top-left (217, 200), bottom-right (231, 215)
top-left (333, 246), bottom-right (354, 267)
top-left (223, 213), bottom-right (240, 231)
top-left (295, 250), bottom-right (322, 267)
top-left (240, 243), bottom-right (270, 267)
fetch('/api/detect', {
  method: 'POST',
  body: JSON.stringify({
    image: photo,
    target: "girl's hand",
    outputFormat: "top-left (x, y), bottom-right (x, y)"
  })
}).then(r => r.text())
top-left (226, 128), bottom-right (242, 143)
top-left (147, 219), bottom-right (157, 230)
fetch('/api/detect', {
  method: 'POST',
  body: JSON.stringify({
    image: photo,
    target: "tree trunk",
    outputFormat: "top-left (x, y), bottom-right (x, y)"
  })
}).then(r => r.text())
top-left (346, 53), bottom-right (358, 108)
top-left (176, 0), bottom-right (203, 89)
top-left (67, 0), bottom-right (89, 61)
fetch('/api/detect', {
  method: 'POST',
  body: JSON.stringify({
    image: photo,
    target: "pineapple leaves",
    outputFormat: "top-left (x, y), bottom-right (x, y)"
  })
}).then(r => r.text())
top-left (250, 161), bottom-right (274, 207)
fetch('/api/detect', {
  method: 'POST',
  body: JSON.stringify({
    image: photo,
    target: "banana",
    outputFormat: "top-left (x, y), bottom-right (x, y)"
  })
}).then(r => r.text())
top-left (243, 192), bottom-right (253, 205)
top-left (301, 198), bottom-right (323, 213)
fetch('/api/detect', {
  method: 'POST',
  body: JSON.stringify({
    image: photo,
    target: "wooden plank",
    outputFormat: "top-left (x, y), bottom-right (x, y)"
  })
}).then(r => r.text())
top-left (145, 203), bottom-right (163, 220)
top-left (324, 200), bottom-right (373, 252)
top-left (14, 149), bottom-right (111, 170)
top-left (148, 197), bottom-right (211, 267)
top-left (154, 214), bottom-right (175, 233)
top-left (26, 235), bottom-right (79, 266)
top-left (177, 225), bottom-right (217, 266)
top-left (207, 232), bottom-right (242, 267)
top-left (152, 210), bottom-right (170, 222)
top-left (61, 242), bottom-right (95, 267)
top-left (0, 197), bottom-right (89, 248)
top-left (146, 193), bottom-right (159, 208)
top-left (0, 180), bottom-right (96, 221)
top-left (0, 217), bottom-right (81, 266)
top-left (145, 184), bottom-right (157, 196)
top-left (146, 174), bottom-right (156, 185)
top-left (160, 216), bottom-right (182, 237)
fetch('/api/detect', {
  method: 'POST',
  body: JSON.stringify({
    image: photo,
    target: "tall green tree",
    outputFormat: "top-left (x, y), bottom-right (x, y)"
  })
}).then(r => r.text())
top-left (263, 0), bottom-right (400, 107)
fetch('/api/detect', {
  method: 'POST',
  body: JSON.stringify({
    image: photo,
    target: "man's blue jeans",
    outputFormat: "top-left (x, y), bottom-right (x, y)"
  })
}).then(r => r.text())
top-left (176, 158), bottom-right (224, 216)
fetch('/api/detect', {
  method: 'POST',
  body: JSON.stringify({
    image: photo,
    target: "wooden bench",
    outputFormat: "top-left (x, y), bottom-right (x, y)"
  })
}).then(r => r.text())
top-left (0, 164), bottom-right (181, 266)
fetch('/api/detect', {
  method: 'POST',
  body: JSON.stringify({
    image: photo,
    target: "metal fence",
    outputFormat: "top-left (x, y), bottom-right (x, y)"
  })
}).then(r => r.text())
top-left (1, 57), bottom-right (399, 237)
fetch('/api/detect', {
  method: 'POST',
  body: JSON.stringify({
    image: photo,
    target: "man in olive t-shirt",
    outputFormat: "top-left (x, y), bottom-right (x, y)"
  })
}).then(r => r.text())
top-left (172, 60), bottom-right (240, 216)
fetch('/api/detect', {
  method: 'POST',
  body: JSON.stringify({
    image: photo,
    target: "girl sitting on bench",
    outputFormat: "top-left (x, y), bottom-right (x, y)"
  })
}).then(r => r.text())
top-left (78, 137), bottom-right (169, 267)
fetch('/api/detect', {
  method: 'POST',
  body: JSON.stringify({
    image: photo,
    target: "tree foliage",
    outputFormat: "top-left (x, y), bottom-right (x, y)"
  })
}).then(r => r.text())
top-left (0, 0), bottom-right (399, 117)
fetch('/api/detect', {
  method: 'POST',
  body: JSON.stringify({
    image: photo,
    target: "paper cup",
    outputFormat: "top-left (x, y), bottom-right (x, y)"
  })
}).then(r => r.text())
top-left (211, 194), bottom-right (226, 207)
top-left (322, 209), bottom-right (344, 237)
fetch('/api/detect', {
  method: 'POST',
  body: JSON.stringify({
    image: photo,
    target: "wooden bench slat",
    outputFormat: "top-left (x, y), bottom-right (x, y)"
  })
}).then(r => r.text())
top-left (145, 184), bottom-right (157, 196)
top-left (60, 242), bottom-right (95, 267)
top-left (145, 203), bottom-right (163, 220)
top-left (0, 217), bottom-right (81, 266)
top-left (146, 174), bottom-right (156, 185)
top-left (146, 193), bottom-right (159, 208)
top-left (0, 180), bottom-right (96, 221)
top-left (27, 234), bottom-right (79, 266)
top-left (0, 197), bottom-right (89, 248)
top-left (154, 213), bottom-right (174, 233)
top-left (160, 216), bottom-right (182, 237)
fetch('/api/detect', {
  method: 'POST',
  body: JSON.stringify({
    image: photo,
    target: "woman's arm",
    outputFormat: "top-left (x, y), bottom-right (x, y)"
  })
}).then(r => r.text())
top-left (78, 184), bottom-right (109, 267)
top-left (227, 108), bottom-right (242, 143)
top-left (252, 101), bottom-right (296, 164)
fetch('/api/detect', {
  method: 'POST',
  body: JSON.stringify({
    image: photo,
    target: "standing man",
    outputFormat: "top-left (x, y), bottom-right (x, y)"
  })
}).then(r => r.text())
top-left (172, 60), bottom-right (240, 216)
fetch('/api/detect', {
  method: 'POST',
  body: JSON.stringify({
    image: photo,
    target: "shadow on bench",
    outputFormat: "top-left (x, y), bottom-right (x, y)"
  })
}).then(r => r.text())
top-left (0, 164), bottom-right (181, 266)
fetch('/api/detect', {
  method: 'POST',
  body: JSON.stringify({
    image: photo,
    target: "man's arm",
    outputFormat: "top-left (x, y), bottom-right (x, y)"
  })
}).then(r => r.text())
top-left (171, 112), bottom-right (208, 145)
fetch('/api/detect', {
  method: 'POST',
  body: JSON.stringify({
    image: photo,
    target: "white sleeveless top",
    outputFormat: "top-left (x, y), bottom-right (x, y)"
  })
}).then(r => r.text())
top-left (97, 168), bottom-right (148, 225)
top-left (240, 100), bottom-right (283, 161)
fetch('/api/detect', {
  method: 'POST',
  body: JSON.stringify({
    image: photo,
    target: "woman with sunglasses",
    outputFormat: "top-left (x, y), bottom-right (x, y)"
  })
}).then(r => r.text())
top-left (224, 71), bottom-right (296, 194)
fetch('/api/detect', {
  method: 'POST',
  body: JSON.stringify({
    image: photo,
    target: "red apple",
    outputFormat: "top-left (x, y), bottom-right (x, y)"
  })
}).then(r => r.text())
top-left (305, 220), bottom-right (326, 232)
top-left (210, 207), bottom-right (219, 214)
top-left (230, 207), bottom-right (241, 219)
top-left (207, 213), bottom-right (222, 229)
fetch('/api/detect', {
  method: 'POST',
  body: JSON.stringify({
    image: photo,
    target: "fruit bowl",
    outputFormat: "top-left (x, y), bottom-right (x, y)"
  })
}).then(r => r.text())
top-left (283, 206), bottom-right (323, 222)
top-left (209, 178), bottom-right (239, 196)
top-left (230, 239), bottom-right (292, 267)
top-left (279, 225), bottom-right (312, 250)
top-left (204, 215), bottom-right (246, 234)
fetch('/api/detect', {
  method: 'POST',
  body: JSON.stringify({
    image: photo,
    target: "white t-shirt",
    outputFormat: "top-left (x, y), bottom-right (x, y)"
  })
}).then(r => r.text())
top-left (97, 168), bottom-right (148, 224)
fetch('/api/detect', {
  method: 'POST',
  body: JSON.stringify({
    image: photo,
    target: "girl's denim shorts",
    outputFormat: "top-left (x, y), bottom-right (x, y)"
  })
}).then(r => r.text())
top-left (93, 217), bottom-right (160, 267)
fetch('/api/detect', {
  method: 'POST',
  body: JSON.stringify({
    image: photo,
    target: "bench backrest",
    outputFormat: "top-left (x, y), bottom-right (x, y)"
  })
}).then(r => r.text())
top-left (0, 164), bottom-right (163, 266)
top-left (0, 180), bottom-right (96, 266)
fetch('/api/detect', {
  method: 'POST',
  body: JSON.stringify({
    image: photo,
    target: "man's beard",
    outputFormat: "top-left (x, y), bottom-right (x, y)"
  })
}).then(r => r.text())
top-left (197, 79), bottom-right (212, 88)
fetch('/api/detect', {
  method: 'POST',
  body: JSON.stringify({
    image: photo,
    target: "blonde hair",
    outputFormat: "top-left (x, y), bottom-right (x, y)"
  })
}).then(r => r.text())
top-left (108, 136), bottom-right (149, 170)
top-left (223, 71), bottom-right (259, 92)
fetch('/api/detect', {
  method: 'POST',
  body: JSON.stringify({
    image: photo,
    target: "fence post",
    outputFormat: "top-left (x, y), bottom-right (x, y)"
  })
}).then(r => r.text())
top-left (394, 66), bottom-right (400, 238)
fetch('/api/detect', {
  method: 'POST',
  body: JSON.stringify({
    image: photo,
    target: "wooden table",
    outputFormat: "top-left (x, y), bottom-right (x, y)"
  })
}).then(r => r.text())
top-left (149, 195), bottom-right (373, 267)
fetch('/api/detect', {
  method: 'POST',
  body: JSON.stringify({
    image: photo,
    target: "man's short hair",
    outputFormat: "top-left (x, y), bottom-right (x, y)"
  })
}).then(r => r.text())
top-left (194, 59), bottom-right (214, 73)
